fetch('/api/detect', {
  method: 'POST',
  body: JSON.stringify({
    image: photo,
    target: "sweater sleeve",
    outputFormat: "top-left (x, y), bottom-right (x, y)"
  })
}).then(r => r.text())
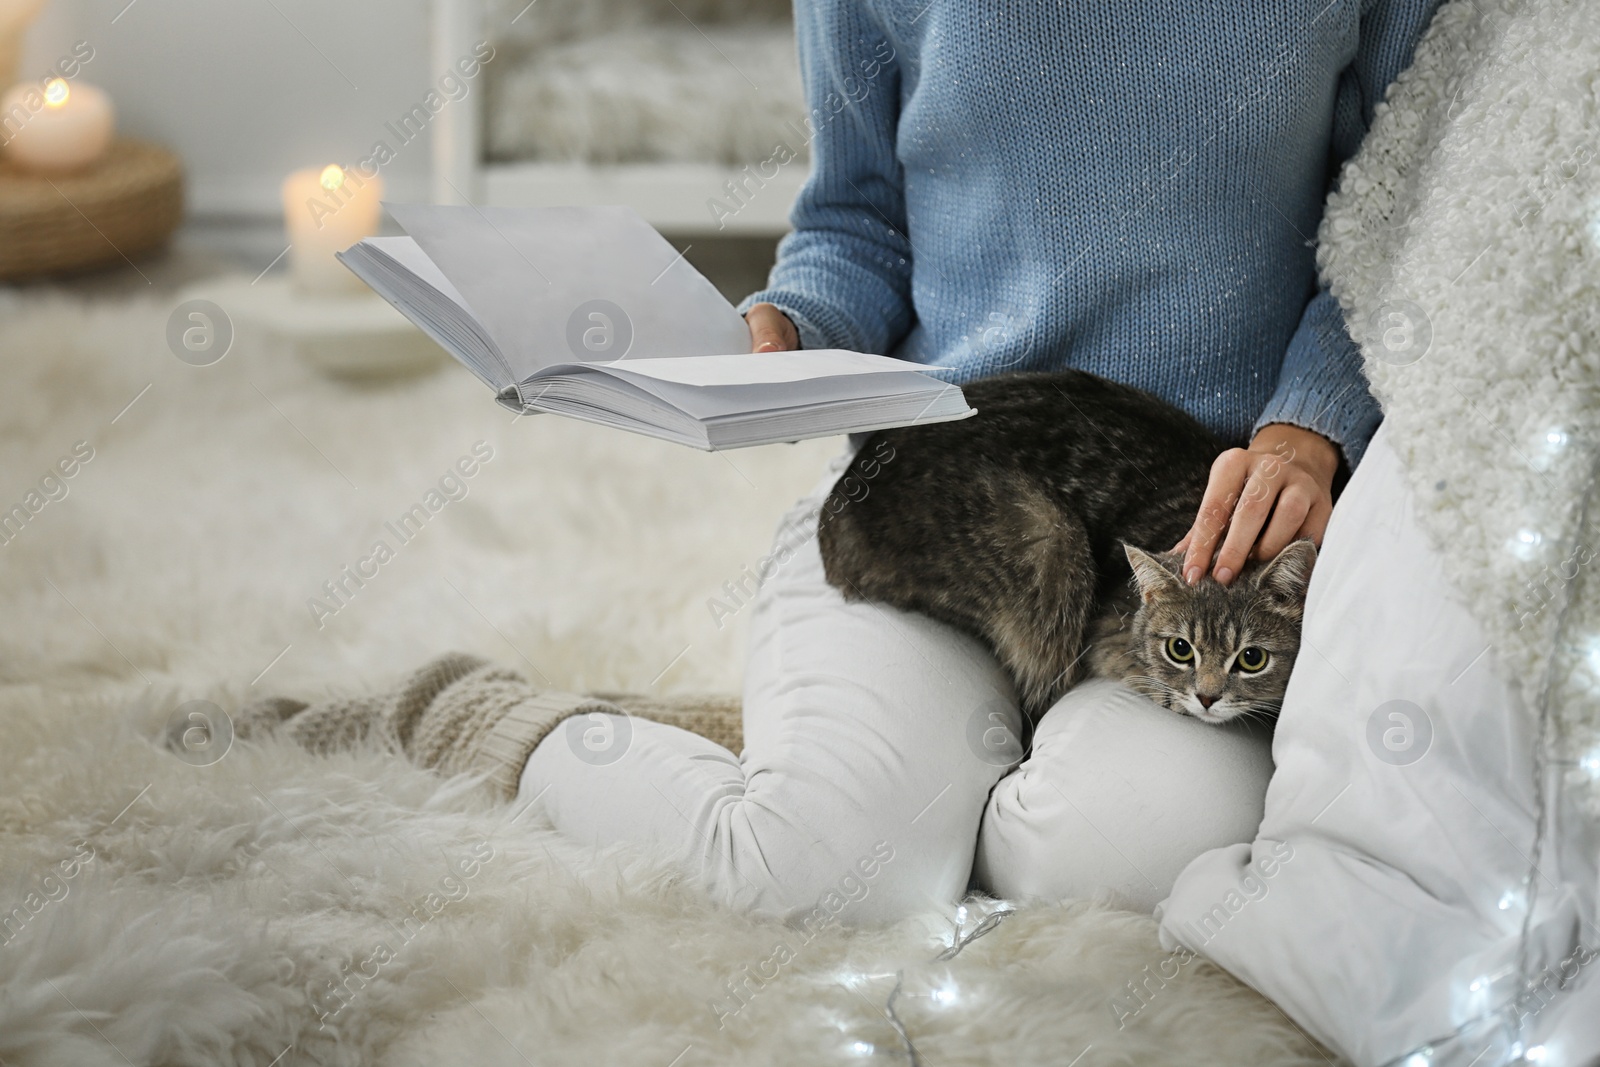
top-left (1253, 0), bottom-right (1442, 469)
top-left (734, 1), bottom-right (912, 355)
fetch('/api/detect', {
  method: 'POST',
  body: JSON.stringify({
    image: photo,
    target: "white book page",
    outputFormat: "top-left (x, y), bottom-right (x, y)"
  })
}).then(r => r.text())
top-left (528, 351), bottom-right (969, 422)
top-left (385, 203), bottom-right (751, 380)
top-left (541, 350), bottom-right (951, 387)
top-left (362, 236), bottom-right (476, 317)
top-left (533, 367), bottom-right (954, 421)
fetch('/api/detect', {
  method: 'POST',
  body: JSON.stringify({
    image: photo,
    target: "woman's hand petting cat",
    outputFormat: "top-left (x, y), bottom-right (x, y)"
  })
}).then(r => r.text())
top-left (746, 303), bottom-right (799, 352)
top-left (1173, 423), bottom-right (1340, 587)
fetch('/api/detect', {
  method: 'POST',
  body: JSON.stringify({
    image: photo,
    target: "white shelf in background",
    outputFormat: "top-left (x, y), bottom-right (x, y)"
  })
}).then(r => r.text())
top-left (429, 2), bottom-right (805, 236)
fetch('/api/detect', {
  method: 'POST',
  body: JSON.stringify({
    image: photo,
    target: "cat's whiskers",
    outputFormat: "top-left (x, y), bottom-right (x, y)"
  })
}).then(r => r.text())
top-left (1126, 675), bottom-right (1187, 710)
top-left (1227, 702), bottom-right (1282, 728)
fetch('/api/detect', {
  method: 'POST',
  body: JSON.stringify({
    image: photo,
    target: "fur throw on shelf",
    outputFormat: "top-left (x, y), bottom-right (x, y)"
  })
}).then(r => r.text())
top-left (482, 0), bottom-right (806, 165)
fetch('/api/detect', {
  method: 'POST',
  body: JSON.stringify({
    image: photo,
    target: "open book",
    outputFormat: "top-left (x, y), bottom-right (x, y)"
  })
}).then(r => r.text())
top-left (335, 204), bottom-right (974, 450)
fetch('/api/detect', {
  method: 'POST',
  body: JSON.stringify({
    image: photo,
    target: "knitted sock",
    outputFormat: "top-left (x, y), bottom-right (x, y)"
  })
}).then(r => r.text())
top-left (229, 696), bottom-right (312, 743)
top-left (230, 656), bottom-right (747, 801)
top-left (588, 692), bottom-right (743, 755)
top-left (233, 653), bottom-right (625, 801)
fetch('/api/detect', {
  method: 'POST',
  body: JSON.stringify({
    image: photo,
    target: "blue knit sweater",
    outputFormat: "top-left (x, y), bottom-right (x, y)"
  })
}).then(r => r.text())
top-left (738, 0), bottom-right (1442, 467)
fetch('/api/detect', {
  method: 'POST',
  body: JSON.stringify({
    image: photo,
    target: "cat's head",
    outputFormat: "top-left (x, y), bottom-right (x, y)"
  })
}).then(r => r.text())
top-left (1121, 540), bottom-right (1316, 725)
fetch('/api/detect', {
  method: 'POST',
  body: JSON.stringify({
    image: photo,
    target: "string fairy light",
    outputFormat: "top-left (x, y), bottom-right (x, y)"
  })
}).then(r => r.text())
top-left (937, 900), bottom-right (1016, 961)
top-left (835, 898), bottom-right (1015, 1061)
top-left (1509, 527), bottom-right (1546, 561)
top-left (1375, 420), bottom-right (1600, 1067)
top-left (881, 972), bottom-right (922, 1067)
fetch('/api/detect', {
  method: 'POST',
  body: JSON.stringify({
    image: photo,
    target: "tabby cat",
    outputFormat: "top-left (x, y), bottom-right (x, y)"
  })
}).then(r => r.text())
top-left (817, 370), bottom-right (1316, 726)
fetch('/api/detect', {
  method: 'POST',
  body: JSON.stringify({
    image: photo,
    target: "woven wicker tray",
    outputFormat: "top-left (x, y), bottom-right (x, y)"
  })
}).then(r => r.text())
top-left (0, 139), bottom-right (184, 281)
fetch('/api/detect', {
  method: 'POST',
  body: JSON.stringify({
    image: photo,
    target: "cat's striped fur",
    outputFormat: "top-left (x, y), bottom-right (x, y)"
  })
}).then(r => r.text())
top-left (818, 370), bottom-right (1314, 723)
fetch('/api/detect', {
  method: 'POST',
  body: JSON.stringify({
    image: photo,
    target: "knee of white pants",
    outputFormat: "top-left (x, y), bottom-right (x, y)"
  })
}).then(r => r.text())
top-left (724, 802), bottom-right (967, 925)
top-left (522, 711), bottom-right (1000, 924)
top-left (523, 436), bottom-right (1024, 924)
top-left (976, 679), bottom-right (1274, 913)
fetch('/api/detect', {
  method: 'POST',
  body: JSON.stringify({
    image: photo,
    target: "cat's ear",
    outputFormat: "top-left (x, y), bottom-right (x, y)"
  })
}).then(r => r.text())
top-left (1124, 544), bottom-right (1185, 603)
top-left (1254, 539), bottom-right (1318, 604)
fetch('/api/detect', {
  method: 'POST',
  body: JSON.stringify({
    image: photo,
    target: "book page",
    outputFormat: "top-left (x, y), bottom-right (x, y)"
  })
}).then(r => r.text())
top-left (362, 236), bottom-right (477, 319)
top-left (532, 365), bottom-right (956, 421)
top-left (385, 204), bottom-right (752, 381)
top-left (538, 350), bottom-right (952, 387)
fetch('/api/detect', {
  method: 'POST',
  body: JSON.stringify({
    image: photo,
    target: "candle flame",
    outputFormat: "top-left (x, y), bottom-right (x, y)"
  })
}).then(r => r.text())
top-left (43, 79), bottom-right (70, 108)
top-left (319, 164), bottom-right (345, 191)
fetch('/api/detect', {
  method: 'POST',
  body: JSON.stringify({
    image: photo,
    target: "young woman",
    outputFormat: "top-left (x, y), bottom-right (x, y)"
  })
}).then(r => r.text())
top-left (520, 0), bottom-right (1442, 919)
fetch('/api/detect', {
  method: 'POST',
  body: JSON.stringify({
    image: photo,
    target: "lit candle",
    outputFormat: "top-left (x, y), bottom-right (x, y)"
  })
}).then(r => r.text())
top-left (0, 77), bottom-right (114, 173)
top-left (281, 163), bottom-right (384, 295)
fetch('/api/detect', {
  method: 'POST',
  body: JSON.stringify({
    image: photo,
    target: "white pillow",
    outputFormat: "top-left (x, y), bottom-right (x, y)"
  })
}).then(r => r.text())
top-left (1156, 423), bottom-right (1600, 1066)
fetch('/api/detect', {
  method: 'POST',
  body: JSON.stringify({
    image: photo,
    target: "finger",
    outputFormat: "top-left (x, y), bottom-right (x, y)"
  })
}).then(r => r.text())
top-left (746, 303), bottom-right (797, 353)
top-left (1212, 470), bottom-right (1278, 584)
top-left (1253, 484), bottom-right (1312, 560)
top-left (1183, 489), bottom-right (1239, 583)
top-left (1299, 496), bottom-right (1334, 546)
top-left (745, 305), bottom-right (774, 351)
top-left (1182, 450), bottom-right (1250, 584)
top-left (1171, 530), bottom-right (1192, 554)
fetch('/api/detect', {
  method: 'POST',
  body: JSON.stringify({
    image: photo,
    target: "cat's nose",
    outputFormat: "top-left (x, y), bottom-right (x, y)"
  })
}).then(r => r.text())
top-left (1197, 694), bottom-right (1218, 709)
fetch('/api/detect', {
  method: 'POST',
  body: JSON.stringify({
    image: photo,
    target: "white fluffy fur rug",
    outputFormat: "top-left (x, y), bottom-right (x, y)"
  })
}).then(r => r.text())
top-left (0, 282), bottom-right (1330, 1064)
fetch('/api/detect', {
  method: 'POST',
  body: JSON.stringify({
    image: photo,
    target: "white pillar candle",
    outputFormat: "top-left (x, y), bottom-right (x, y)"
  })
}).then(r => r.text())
top-left (281, 163), bottom-right (384, 295)
top-left (0, 77), bottom-right (114, 173)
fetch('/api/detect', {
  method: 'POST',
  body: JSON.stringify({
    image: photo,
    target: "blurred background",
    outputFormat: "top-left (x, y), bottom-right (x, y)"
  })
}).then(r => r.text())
top-left (2, 0), bottom-right (806, 297)
top-left (0, 0), bottom-right (839, 705)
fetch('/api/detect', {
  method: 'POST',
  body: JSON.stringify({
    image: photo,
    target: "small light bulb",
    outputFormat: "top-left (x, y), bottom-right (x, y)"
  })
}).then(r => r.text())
top-left (43, 78), bottom-right (69, 107)
top-left (1498, 889), bottom-right (1521, 911)
top-left (932, 985), bottom-right (957, 1006)
top-left (850, 1040), bottom-right (875, 1056)
top-left (1524, 1045), bottom-right (1547, 1064)
top-left (1469, 977), bottom-right (1484, 992)
top-left (1582, 750), bottom-right (1600, 776)
top-left (1403, 1050), bottom-right (1432, 1067)
top-left (956, 905), bottom-right (968, 924)
top-left (1529, 427), bottom-right (1573, 472)
top-left (1509, 529), bottom-right (1545, 560)
top-left (319, 164), bottom-right (346, 191)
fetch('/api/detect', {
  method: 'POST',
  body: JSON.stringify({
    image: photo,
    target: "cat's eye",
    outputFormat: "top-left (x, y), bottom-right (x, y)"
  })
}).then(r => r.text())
top-left (1235, 647), bottom-right (1270, 673)
top-left (1164, 636), bottom-right (1195, 664)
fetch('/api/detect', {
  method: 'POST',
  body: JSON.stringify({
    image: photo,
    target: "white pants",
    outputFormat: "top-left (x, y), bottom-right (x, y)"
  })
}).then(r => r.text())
top-left (521, 442), bottom-right (1275, 921)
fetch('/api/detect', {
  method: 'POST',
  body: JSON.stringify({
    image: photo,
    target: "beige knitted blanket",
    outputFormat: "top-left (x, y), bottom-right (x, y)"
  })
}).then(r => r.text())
top-left (226, 653), bottom-right (742, 801)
